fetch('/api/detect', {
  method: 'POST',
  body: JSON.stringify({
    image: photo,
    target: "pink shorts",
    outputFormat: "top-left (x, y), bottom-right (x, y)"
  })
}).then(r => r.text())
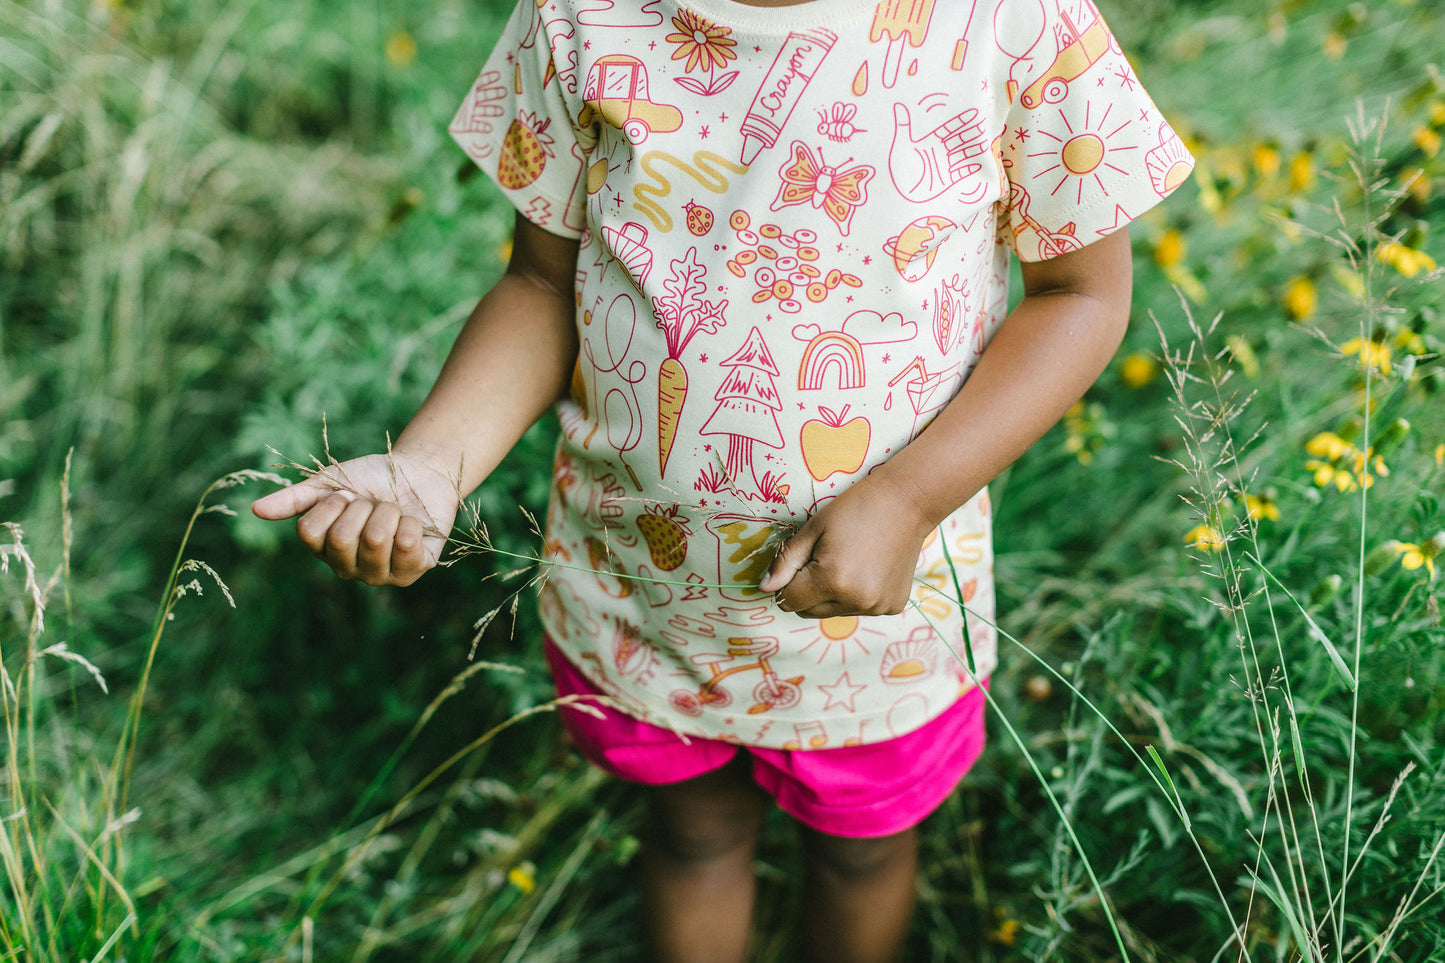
top-left (544, 639), bottom-right (988, 838)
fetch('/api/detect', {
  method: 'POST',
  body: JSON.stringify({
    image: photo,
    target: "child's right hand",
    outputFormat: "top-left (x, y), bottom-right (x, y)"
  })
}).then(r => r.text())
top-left (250, 451), bottom-right (461, 587)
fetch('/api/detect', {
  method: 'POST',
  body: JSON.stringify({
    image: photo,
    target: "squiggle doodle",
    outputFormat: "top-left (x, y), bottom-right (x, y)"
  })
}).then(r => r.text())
top-left (632, 150), bottom-right (749, 232)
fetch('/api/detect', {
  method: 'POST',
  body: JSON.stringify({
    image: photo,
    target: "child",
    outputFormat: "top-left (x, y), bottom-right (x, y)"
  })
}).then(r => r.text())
top-left (254, 0), bottom-right (1192, 958)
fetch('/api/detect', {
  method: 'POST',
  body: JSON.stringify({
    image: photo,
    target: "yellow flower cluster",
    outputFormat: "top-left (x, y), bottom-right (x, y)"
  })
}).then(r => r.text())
top-left (1184, 523), bottom-right (1227, 552)
top-left (1376, 241), bottom-right (1438, 278)
top-left (1340, 337), bottom-right (1392, 376)
top-left (1304, 432), bottom-right (1389, 491)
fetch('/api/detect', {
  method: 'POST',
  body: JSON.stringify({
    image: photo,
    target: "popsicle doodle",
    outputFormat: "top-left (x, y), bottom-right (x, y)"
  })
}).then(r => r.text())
top-left (739, 28), bottom-right (838, 165)
top-left (868, 0), bottom-right (937, 89)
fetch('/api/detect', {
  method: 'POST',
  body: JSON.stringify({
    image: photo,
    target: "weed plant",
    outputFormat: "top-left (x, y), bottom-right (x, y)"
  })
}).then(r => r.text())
top-left (3, 0), bottom-right (1444, 960)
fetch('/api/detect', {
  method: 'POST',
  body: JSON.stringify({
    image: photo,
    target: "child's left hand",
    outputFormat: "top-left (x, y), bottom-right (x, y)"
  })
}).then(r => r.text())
top-left (757, 472), bottom-right (936, 619)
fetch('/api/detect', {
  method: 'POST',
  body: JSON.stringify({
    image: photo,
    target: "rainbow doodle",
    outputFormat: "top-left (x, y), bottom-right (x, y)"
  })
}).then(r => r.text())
top-left (797, 331), bottom-right (866, 390)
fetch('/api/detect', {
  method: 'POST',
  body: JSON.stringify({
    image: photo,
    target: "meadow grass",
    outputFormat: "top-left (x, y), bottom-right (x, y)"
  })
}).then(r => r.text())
top-left (4, 0), bottom-right (1445, 959)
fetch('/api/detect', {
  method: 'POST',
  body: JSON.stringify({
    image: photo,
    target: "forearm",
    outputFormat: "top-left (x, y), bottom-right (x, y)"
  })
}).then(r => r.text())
top-left (871, 232), bottom-right (1133, 528)
top-left (394, 270), bottom-right (577, 494)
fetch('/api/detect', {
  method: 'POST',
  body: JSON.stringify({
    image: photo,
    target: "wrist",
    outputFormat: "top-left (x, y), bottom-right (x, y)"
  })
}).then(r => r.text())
top-left (864, 464), bottom-right (944, 538)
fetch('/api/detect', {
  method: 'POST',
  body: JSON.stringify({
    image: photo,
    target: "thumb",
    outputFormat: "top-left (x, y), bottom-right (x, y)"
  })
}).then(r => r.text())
top-left (251, 476), bottom-right (348, 521)
top-left (892, 102), bottom-right (913, 140)
top-left (758, 521), bottom-right (821, 594)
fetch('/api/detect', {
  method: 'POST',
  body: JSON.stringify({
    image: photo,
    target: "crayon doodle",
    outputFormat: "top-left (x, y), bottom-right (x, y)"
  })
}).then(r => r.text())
top-left (739, 28), bottom-right (838, 165)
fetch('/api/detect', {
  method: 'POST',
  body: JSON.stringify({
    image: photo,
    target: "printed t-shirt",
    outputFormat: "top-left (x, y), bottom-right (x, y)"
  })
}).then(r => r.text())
top-left (450, 0), bottom-right (1194, 750)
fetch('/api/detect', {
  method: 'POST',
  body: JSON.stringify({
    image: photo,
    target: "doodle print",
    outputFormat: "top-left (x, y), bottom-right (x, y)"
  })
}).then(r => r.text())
top-left (580, 294), bottom-right (648, 488)
top-left (1025, 100), bottom-right (1139, 206)
top-left (574, 0), bottom-right (664, 27)
top-left (667, 8), bottom-right (741, 97)
top-left (1144, 120), bottom-right (1193, 197)
top-left (1012, 2), bottom-right (1116, 109)
top-left (726, 213), bottom-right (862, 313)
top-left (770, 141), bottom-right (875, 236)
top-left (600, 221), bottom-right (655, 288)
top-left (868, 0), bottom-right (937, 89)
top-left (800, 406), bottom-right (871, 482)
top-left (612, 620), bottom-right (662, 683)
top-left (632, 151), bottom-right (749, 232)
top-left (652, 247), bottom-right (728, 477)
top-left (816, 102), bottom-right (864, 143)
top-left (792, 307), bottom-right (918, 390)
top-left (670, 636), bottom-right (804, 717)
top-left (887, 356), bottom-right (961, 441)
top-left (448, 70), bottom-right (507, 162)
top-left (700, 327), bottom-right (787, 498)
top-left (706, 515), bottom-right (778, 601)
top-left (889, 99), bottom-right (988, 204)
top-left (883, 214), bottom-right (956, 282)
top-left (453, 0), bottom-right (1191, 748)
top-left (739, 28), bottom-right (838, 164)
top-left (581, 54), bottom-right (684, 144)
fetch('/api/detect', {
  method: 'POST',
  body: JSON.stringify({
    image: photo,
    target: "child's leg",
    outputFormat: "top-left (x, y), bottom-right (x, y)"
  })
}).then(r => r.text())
top-left (799, 825), bottom-right (918, 963)
top-left (640, 753), bottom-right (770, 963)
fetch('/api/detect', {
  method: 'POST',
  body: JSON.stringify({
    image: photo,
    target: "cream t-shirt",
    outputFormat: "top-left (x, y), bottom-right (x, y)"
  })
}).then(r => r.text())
top-left (450, 0), bottom-right (1192, 749)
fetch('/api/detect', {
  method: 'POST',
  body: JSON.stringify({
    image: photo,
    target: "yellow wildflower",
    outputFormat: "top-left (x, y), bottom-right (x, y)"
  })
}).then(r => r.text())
top-left (1185, 524), bottom-right (1227, 552)
top-left (507, 863), bottom-right (537, 894)
top-left (1430, 100), bottom-right (1445, 127)
top-left (1154, 229), bottom-right (1186, 268)
top-left (1414, 125), bottom-right (1442, 157)
top-left (987, 918), bottom-right (1022, 946)
top-left (1288, 152), bottom-right (1315, 192)
top-left (1390, 534), bottom-right (1443, 578)
top-left (1436, 443), bottom-right (1444, 466)
top-left (1284, 276), bottom-right (1317, 319)
top-left (1121, 353), bottom-right (1158, 388)
top-left (1394, 330), bottom-right (1425, 354)
top-left (385, 30), bottom-right (417, 67)
top-left (1322, 32), bottom-right (1347, 60)
top-left (1341, 337), bottom-right (1393, 375)
top-left (1252, 143), bottom-right (1282, 178)
top-left (1376, 241), bottom-right (1437, 278)
top-left (1306, 432), bottom-right (1351, 460)
top-left (1244, 492), bottom-right (1281, 522)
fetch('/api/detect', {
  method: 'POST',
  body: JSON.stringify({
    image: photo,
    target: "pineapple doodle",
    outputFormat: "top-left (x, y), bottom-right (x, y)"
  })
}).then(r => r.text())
top-left (498, 110), bottom-right (555, 189)
top-left (637, 503), bottom-right (693, 571)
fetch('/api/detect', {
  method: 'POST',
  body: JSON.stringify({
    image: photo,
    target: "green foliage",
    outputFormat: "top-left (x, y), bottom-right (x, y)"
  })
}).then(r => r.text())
top-left (2, 0), bottom-right (1443, 959)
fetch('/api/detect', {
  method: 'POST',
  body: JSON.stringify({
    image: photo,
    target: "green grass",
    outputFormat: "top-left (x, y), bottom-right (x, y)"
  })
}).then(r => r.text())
top-left (3, 0), bottom-right (1444, 959)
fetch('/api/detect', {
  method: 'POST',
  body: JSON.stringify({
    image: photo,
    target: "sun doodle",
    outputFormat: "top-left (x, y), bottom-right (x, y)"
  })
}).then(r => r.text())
top-left (1026, 99), bottom-right (1140, 207)
top-left (792, 614), bottom-right (888, 666)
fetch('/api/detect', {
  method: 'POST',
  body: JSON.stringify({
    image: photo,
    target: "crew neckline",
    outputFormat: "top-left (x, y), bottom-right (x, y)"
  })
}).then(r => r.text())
top-left (665, 0), bottom-right (880, 34)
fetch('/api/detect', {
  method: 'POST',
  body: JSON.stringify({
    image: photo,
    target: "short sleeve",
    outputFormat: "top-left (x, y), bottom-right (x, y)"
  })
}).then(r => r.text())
top-left (995, 0), bottom-right (1193, 261)
top-left (449, 0), bottom-right (592, 239)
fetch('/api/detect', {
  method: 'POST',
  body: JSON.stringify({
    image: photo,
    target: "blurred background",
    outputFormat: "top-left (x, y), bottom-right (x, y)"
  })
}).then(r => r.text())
top-left (2, 0), bottom-right (1443, 959)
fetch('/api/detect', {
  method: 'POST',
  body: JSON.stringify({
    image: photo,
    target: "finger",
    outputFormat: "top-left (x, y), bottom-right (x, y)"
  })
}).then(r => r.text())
top-left (390, 514), bottom-right (430, 586)
top-left (252, 477), bottom-right (340, 521)
top-left (320, 497), bottom-right (377, 579)
top-left (356, 502), bottom-right (403, 584)
top-left (758, 523), bottom-right (821, 593)
top-left (295, 492), bottom-right (355, 555)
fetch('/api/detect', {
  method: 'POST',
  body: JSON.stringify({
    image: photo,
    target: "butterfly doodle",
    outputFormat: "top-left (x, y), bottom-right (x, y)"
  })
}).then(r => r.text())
top-left (769, 141), bottom-right (875, 236)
